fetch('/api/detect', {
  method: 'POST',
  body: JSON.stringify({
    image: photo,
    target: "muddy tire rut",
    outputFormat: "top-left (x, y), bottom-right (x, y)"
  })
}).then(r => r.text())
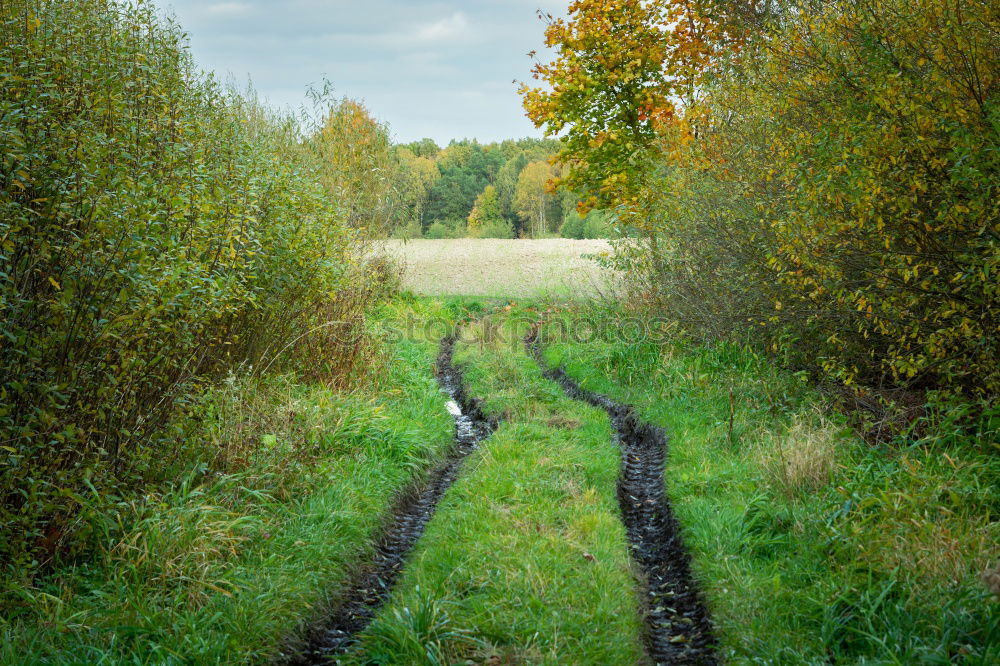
top-left (526, 329), bottom-right (717, 665)
top-left (287, 336), bottom-right (496, 664)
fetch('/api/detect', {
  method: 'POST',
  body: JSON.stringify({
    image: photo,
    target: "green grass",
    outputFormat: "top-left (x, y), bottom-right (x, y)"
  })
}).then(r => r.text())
top-left (538, 306), bottom-right (999, 664)
top-left (0, 301), bottom-right (458, 664)
top-left (7, 299), bottom-right (996, 663)
top-left (345, 309), bottom-right (645, 664)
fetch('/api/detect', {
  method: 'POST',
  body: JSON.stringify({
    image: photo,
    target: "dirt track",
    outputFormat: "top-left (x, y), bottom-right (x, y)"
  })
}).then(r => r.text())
top-left (526, 328), bottom-right (717, 665)
top-left (289, 336), bottom-right (496, 664)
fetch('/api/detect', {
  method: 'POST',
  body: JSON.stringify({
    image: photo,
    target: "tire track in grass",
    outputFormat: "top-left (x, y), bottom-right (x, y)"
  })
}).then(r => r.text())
top-left (526, 327), bottom-right (717, 665)
top-left (291, 335), bottom-right (497, 664)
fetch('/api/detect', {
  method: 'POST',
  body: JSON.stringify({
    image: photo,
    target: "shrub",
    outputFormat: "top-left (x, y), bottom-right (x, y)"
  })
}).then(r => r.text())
top-left (477, 219), bottom-right (515, 239)
top-left (705, 0), bottom-right (1000, 398)
top-left (392, 220), bottom-right (423, 239)
top-left (0, 0), bottom-right (377, 585)
top-left (528, 0), bottom-right (1000, 402)
top-left (583, 210), bottom-right (613, 239)
top-left (560, 212), bottom-right (586, 239)
top-left (424, 221), bottom-right (452, 239)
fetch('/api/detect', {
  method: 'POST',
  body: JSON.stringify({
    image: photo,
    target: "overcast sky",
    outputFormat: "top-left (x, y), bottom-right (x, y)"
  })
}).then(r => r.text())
top-left (163, 1), bottom-right (565, 145)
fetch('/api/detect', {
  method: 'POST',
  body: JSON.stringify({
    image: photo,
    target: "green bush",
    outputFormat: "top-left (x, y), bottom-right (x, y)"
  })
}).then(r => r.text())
top-left (561, 210), bottom-right (612, 239)
top-left (392, 220), bottom-right (423, 239)
top-left (424, 217), bottom-right (467, 239)
top-left (0, 0), bottom-right (370, 586)
top-left (583, 210), bottom-right (613, 239)
top-left (424, 221), bottom-right (452, 239)
top-left (477, 219), bottom-right (515, 239)
top-left (560, 212), bottom-right (586, 239)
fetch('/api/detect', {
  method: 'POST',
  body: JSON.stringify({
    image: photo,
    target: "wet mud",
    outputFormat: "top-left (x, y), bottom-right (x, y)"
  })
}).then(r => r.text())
top-left (288, 336), bottom-right (496, 664)
top-left (526, 329), bottom-right (717, 665)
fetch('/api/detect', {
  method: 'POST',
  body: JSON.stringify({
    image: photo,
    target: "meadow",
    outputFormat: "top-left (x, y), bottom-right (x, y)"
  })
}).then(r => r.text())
top-left (386, 238), bottom-right (617, 299)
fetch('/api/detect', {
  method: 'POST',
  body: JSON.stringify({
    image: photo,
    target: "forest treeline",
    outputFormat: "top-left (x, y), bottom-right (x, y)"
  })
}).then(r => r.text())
top-left (523, 0), bottom-right (998, 423)
top-left (388, 136), bottom-right (615, 240)
top-left (305, 102), bottom-right (617, 240)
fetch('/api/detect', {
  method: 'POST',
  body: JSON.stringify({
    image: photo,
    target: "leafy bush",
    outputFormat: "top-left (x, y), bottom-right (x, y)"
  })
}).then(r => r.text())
top-left (560, 212), bottom-right (586, 239)
top-left (525, 0), bottom-right (1000, 403)
top-left (0, 0), bottom-right (382, 585)
top-left (392, 219), bottom-right (423, 239)
top-left (424, 221), bottom-right (451, 239)
top-left (477, 219), bottom-right (515, 239)
top-left (700, 0), bottom-right (1000, 398)
top-left (561, 210), bottom-right (613, 239)
top-left (583, 210), bottom-right (613, 239)
top-left (424, 217), bottom-right (467, 239)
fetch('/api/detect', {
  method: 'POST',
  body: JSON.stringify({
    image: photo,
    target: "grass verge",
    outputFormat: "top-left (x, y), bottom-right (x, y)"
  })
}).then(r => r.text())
top-left (538, 305), bottom-right (999, 663)
top-left (0, 300), bottom-right (457, 664)
top-left (344, 307), bottom-right (645, 664)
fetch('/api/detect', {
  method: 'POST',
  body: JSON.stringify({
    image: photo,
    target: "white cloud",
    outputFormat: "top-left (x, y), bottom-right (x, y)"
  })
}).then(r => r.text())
top-left (413, 12), bottom-right (469, 44)
top-left (166, 1), bottom-right (561, 143)
top-left (202, 2), bottom-right (252, 17)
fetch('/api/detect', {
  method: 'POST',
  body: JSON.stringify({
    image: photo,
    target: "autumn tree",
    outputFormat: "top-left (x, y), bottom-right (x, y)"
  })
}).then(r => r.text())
top-left (523, 0), bottom-right (1000, 399)
top-left (396, 147), bottom-right (440, 228)
top-left (495, 152), bottom-right (528, 232)
top-left (519, 0), bottom-right (732, 212)
top-left (515, 161), bottom-right (559, 237)
top-left (468, 185), bottom-right (512, 238)
top-left (317, 99), bottom-right (399, 235)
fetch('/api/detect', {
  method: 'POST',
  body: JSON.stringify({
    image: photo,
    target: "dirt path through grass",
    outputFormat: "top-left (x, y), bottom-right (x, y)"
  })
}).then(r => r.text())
top-left (527, 327), bottom-right (717, 665)
top-left (292, 336), bottom-right (497, 663)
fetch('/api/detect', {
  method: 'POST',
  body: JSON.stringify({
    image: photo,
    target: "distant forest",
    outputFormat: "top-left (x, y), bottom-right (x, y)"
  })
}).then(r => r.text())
top-left (391, 137), bottom-right (615, 239)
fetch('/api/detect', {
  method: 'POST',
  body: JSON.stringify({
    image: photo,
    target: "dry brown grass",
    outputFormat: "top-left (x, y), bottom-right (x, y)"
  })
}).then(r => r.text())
top-left (983, 561), bottom-right (1000, 598)
top-left (759, 414), bottom-right (842, 498)
top-left (384, 238), bottom-right (618, 298)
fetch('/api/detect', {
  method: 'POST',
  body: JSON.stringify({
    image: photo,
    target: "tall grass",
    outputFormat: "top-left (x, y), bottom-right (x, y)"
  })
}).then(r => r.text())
top-left (1, 301), bottom-right (458, 663)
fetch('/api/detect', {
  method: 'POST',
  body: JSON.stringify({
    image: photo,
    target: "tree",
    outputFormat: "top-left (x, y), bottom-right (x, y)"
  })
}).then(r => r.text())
top-left (425, 142), bottom-right (503, 224)
top-left (468, 185), bottom-right (508, 237)
top-left (395, 147), bottom-right (440, 229)
top-left (515, 161), bottom-right (558, 237)
top-left (401, 137), bottom-right (441, 159)
top-left (317, 98), bottom-right (399, 234)
top-left (519, 0), bottom-right (733, 212)
top-left (495, 152), bottom-right (528, 232)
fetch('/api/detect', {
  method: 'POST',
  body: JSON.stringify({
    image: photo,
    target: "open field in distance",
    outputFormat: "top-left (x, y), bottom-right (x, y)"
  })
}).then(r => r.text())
top-left (384, 238), bottom-right (618, 299)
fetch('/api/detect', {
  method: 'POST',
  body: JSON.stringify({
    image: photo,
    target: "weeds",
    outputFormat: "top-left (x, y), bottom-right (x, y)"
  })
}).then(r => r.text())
top-left (355, 589), bottom-right (481, 666)
top-left (759, 413), bottom-right (843, 498)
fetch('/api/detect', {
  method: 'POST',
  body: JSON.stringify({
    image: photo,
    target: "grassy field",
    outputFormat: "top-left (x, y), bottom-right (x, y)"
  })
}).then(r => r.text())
top-left (538, 307), bottom-right (999, 663)
top-left (7, 298), bottom-right (997, 664)
top-left (385, 239), bottom-right (617, 299)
